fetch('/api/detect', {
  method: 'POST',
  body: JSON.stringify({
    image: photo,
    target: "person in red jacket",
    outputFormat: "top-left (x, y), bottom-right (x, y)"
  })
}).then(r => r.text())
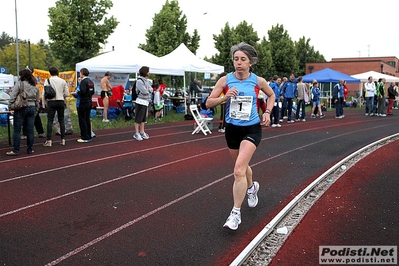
top-left (158, 79), bottom-right (166, 97)
top-left (343, 80), bottom-right (349, 103)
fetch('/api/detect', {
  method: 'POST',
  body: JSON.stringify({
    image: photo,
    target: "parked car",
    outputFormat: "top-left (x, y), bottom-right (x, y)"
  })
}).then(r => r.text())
top-left (0, 90), bottom-right (10, 106)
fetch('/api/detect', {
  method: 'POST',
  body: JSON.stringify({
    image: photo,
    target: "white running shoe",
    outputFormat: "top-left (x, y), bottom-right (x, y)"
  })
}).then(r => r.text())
top-left (247, 181), bottom-right (259, 208)
top-left (133, 133), bottom-right (143, 141)
top-left (223, 211), bottom-right (241, 230)
top-left (140, 132), bottom-right (150, 139)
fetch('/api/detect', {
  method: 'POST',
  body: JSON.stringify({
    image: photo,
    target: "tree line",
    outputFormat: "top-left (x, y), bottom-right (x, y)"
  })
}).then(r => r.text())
top-left (0, 0), bottom-right (325, 87)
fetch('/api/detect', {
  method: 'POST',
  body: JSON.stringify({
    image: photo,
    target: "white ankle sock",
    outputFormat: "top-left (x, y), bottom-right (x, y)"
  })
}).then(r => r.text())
top-left (247, 183), bottom-right (254, 193)
top-left (232, 207), bottom-right (240, 214)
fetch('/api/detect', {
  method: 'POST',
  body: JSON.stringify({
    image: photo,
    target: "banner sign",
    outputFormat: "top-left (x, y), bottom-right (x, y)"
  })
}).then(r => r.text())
top-left (33, 69), bottom-right (76, 96)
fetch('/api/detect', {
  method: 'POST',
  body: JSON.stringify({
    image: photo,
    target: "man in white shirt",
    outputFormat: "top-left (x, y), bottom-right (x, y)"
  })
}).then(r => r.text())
top-left (364, 76), bottom-right (376, 116)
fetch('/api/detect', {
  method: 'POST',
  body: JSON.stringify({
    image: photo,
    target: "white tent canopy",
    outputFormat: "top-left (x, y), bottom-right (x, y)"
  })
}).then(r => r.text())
top-left (351, 71), bottom-right (399, 83)
top-left (160, 43), bottom-right (224, 74)
top-left (75, 48), bottom-right (185, 76)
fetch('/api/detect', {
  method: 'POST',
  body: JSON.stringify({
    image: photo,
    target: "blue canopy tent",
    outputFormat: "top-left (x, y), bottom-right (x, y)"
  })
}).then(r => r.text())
top-left (302, 68), bottom-right (360, 108)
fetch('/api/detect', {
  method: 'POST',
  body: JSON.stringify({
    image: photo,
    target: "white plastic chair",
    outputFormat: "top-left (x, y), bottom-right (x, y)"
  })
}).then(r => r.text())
top-left (190, 105), bottom-right (213, 135)
top-left (92, 97), bottom-right (104, 116)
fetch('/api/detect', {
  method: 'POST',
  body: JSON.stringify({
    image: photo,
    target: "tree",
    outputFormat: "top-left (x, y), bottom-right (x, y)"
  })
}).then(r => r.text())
top-left (212, 21), bottom-right (261, 73)
top-left (254, 37), bottom-right (274, 79)
top-left (295, 36), bottom-right (326, 76)
top-left (0, 32), bottom-right (14, 50)
top-left (138, 0), bottom-right (201, 87)
top-left (267, 24), bottom-right (298, 78)
top-left (139, 0), bottom-right (200, 56)
top-left (0, 42), bottom-right (47, 75)
top-left (48, 0), bottom-right (118, 70)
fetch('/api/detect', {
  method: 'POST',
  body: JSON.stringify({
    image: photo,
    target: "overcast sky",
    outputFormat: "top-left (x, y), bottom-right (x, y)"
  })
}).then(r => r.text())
top-left (3, 0), bottom-right (399, 61)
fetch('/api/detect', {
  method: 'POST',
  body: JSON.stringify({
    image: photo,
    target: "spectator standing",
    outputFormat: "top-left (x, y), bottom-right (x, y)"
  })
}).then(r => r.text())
top-left (21, 67), bottom-right (46, 139)
top-left (189, 79), bottom-right (203, 97)
top-left (158, 79), bottom-right (166, 97)
top-left (73, 76), bottom-right (95, 137)
top-left (77, 68), bottom-right (95, 143)
top-left (387, 82), bottom-right (398, 115)
top-left (376, 78), bottom-right (386, 116)
top-left (310, 80), bottom-right (325, 119)
top-left (280, 73), bottom-right (297, 123)
top-left (153, 84), bottom-right (164, 121)
top-left (122, 88), bottom-right (134, 121)
top-left (43, 67), bottom-right (69, 147)
top-left (279, 76), bottom-right (287, 121)
top-left (295, 76), bottom-right (307, 121)
top-left (205, 42), bottom-right (275, 230)
top-left (333, 79), bottom-right (344, 118)
top-left (343, 80), bottom-right (349, 103)
top-left (100, 72), bottom-right (112, 122)
top-left (394, 82), bottom-right (399, 109)
top-left (133, 66), bottom-right (153, 141)
top-left (270, 75), bottom-right (281, 127)
top-left (6, 69), bottom-right (40, 155)
top-left (364, 77), bottom-right (376, 116)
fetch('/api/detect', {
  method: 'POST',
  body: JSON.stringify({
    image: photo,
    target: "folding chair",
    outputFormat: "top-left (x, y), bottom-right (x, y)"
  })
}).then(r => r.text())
top-left (92, 97), bottom-right (104, 116)
top-left (190, 104), bottom-right (213, 135)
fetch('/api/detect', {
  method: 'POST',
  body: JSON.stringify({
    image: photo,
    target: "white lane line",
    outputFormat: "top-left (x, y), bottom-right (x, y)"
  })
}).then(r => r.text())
top-left (45, 172), bottom-right (233, 266)
top-left (0, 134), bottom-right (221, 183)
top-left (1, 123), bottom-right (389, 218)
top-left (0, 129), bottom-right (197, 165)
top-left (0, 146), bottom-right (226, 218)
top-left (43, 128), bottom-right (373, 265)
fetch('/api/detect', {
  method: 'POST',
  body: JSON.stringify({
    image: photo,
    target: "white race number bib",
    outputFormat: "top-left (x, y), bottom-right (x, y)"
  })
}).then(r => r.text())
top-left (229, 96), bottom-right (253, 121)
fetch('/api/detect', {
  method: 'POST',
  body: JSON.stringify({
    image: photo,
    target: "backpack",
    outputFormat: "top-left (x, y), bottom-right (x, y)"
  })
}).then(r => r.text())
top-left (131, 77), bottom-right (144, 101)
top-left (44, 79), bottom-right (56, 99)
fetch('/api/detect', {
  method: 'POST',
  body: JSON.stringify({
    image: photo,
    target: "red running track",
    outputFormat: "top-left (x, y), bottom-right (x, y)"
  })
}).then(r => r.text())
top-left (270, 139), bottom-right (399, 266)
top-left (0, 108), bottom-right (398, 265)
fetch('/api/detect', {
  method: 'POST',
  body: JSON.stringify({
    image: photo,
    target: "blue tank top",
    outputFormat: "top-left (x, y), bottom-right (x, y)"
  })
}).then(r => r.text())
top-left (225, 72), bottom-right (260, 126)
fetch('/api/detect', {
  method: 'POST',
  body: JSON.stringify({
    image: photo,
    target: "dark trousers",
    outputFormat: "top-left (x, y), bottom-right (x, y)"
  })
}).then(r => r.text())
top-left (78, 102), bottom-right (92, 140)
top-left (23, 112), bottom-right (44, 135)
top-left (13, 106), bottom-right (35, 154)
top-left (295, 99), bottom-right (306, 119)
top-left (335, 98), bottom-right (343, 117)
top-left (281, 98), bottom-right (293, 121)
top-left (272, 102), bottom-right (279, 124)
top-left (34, 113), bottom-right (44, 134)
top-left (47, 100), bottom-right (65, 140)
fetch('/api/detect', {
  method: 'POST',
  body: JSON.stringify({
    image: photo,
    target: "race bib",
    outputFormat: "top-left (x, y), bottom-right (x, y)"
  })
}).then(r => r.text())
top-left (229, 96), bottom-right (253, 121)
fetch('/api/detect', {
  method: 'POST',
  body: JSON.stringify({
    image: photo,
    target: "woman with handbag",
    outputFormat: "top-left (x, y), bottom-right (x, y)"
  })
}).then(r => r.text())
top-left (42, 66), bottom-right (70, 147)
top-left (6, 69), bottom-right (40, 156)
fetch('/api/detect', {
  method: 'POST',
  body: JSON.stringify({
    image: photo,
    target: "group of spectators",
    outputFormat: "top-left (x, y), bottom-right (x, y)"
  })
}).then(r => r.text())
top-left (363, 77), bottom-right (399, 116)
top-left (254, 74), bottom-right (399, 128)
top-left (6, 66), bottom-right (95, 156)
